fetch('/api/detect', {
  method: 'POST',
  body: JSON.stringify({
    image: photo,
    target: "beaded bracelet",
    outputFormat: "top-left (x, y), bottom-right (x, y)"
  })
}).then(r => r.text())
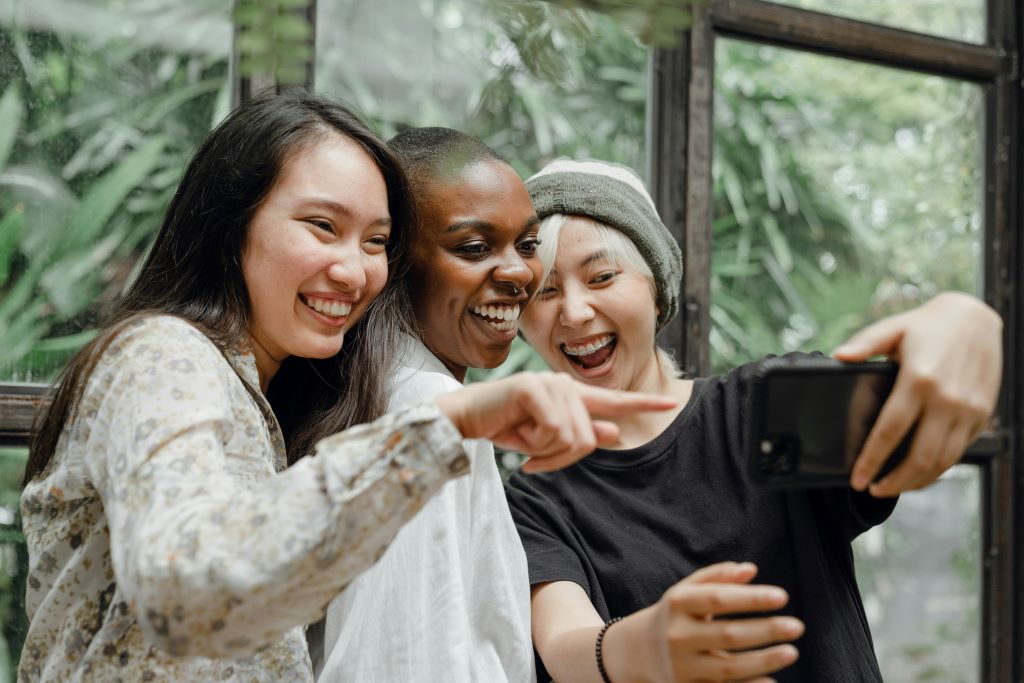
top-left (595, 616), bottom-right (624, 683)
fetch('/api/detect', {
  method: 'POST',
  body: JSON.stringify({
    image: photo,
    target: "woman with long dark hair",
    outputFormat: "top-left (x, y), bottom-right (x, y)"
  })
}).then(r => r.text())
top-left (18, 95), bottom-right (672, 682)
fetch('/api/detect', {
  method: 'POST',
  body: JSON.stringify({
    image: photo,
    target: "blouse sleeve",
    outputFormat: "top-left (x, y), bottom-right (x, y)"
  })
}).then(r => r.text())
top-left (82, 319), bottom-right (469, 659)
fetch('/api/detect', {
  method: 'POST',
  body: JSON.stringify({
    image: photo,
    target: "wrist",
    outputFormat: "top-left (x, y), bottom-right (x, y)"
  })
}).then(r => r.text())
top-left (433, 391), bottom-right (466, 437)
top-left (599, 609), bottom-right (656, 683)
top-left (595, 617), bottom-right (622, 683)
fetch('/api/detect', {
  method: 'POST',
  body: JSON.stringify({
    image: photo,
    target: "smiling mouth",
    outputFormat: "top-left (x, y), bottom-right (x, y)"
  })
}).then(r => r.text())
top-left (469, 303), bottom-right (520, 332)
top-left (561, 334), bottom-right (617, 370)
top-left (300, 294), bottom-right (352, 319)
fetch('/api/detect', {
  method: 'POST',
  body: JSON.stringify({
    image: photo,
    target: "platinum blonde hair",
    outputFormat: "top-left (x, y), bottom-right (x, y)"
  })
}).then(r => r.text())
top-left (535, 214), bottom-right (682, 378)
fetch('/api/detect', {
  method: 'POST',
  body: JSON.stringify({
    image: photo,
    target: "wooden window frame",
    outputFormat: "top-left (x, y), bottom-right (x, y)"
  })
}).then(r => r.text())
top-left (646, 1), bottom-right (1021, 680)
top-left (0, 1), bottom-right (1018, 678)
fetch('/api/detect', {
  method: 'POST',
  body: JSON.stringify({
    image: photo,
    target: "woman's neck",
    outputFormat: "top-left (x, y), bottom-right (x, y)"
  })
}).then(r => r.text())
top-left (248, 336), bottom-right (281, 393)
top-left (607, 359), bottom-right (692, 449)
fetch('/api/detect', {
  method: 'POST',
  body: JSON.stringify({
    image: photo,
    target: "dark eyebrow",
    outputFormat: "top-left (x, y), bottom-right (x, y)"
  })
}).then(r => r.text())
top-left (445, 219), bottom-right (492, 234)
top-left (546, 249), bottom-right (611, 278)
top-left (445, 215), bottom-right (540, 234)
top-left (300, 198), bottom-right (391, 227)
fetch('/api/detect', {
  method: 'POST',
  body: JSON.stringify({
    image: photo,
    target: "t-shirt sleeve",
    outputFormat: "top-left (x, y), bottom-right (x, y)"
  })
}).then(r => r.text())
top-left (813, 487), bottom-right (897, 541)
top-left (720, 353), bottom-right (898, 542)
top-left (505, 472), bottom-right (592, 597)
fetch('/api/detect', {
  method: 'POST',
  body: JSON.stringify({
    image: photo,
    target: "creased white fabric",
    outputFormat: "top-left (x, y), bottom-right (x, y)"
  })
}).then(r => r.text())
top-left (320, 335), bottom-right (535, 683)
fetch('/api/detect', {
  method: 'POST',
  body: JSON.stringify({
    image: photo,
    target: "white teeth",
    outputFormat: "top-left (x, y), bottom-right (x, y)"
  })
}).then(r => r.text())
top-left (470, 304), bottom-right (520, 325)
top-left (562, 334), bottom-right (615, 356)
top-left (303, 296), bottom-right (352, 318)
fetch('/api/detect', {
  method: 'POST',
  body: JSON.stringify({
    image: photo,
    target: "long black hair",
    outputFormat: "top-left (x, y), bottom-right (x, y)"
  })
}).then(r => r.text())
top-left (25, 90), bottom-right (415, 484)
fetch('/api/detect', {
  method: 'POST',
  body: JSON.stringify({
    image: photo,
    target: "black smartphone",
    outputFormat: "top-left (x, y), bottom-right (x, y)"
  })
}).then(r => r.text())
top-left (746, 356), bottom-right (912, 488)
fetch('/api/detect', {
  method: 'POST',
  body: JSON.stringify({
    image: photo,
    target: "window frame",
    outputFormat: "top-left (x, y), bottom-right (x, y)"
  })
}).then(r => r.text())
top-left (0, 0), bottom-right (1018, 677)
top-left (646, 1), bottom-right (1021, 679)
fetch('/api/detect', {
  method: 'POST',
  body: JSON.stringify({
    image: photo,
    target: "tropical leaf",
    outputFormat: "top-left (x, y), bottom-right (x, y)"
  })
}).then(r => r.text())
top-left (0, 207), bottom-right (25, 286)
top-left (0, 87), bottom-right (22, 171)
top-left (67, 136), bottom-right (166, 251)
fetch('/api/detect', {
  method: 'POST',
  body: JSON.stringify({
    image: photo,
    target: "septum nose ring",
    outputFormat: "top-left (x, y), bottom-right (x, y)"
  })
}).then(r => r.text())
top-left (509, 284), bottom-right (521, 296)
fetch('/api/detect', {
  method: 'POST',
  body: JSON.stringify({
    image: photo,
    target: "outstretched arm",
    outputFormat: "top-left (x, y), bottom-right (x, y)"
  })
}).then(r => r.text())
top-left (532, 563), bottom-right (802, 683)
top-left (834, 291), bottom-right (1002, 496)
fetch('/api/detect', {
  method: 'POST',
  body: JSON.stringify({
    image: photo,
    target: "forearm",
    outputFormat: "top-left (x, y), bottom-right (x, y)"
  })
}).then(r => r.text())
top-left (541, 611), bottom-right (654, 683)
top-left (112, 403), bottom-right (468, 658)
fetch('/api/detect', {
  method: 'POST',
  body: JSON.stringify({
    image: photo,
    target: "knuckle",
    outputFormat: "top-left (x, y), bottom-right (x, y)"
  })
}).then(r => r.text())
top-left (968, 397), bottom-right (993, 420)
top-left (719, 624), bottom-right (740, 648)
top-left (667, 591), bottom-right (688, 611)
top-left (579, 432), bottom-right (597, 452)
top-left (873, 421), bottom-right (904, 445)
top-left (933, 386), bottom-right (961, 410)
top-left (665, 629), bottom-right (691, 649)
top-left (906, 370), bottom-right (939, 395)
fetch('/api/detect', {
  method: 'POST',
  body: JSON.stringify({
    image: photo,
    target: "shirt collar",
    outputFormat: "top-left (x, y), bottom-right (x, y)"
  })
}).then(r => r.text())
top-left (396, 333), bottom-right (460, 383)
top-left (224, 342), bottom-right (263, 391)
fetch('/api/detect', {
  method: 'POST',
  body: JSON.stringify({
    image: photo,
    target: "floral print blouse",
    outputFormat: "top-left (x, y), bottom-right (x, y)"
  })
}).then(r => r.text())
top-left (19, 315), bottom-right (469, 682)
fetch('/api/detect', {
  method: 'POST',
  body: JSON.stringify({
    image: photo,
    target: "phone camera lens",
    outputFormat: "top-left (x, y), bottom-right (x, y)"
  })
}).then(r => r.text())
top-left (759, 434), bottom-right (798, 477)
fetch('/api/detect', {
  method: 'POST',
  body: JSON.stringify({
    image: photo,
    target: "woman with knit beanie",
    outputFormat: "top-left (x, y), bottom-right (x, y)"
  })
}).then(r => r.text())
top-left (505, 158), bottom-right (1002, 683)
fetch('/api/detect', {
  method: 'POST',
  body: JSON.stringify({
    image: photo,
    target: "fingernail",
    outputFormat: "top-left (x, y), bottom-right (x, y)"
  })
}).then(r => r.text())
top-left (765, 588), bottom-right (787, 603)
top-left (851, 472), bottom-right (867, 490)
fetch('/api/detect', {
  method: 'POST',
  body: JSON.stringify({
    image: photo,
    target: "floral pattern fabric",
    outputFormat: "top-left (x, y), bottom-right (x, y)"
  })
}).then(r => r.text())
top-left (19, 315), bottom-right (468, 682)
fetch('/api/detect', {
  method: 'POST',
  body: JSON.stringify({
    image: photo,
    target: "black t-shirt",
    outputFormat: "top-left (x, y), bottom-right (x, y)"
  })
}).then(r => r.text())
top-left (505, 359), bottom-right (897, 682)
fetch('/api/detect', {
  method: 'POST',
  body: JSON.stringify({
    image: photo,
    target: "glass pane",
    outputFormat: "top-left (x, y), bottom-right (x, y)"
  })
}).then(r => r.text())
top-left (710, 39), bottom-right (983, 372)
top-left (315, 0), bottom-right (647, 181)
top-left (0, 447), bottom-right (27, 681)
top-left (769, 0), bottom-right (985, 45)
top-left (0, 0), bottom-right (233, 383)
top-left (854, 465), bottom-right (981, 681)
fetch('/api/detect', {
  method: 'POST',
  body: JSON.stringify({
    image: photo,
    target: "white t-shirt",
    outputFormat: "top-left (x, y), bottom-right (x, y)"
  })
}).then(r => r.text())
top-left (319, 336), bottom-right (536, 683)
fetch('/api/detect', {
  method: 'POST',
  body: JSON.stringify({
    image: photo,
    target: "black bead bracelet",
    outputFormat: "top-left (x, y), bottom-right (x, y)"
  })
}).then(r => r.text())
top-left (595, 616), bottom-right (624, 683)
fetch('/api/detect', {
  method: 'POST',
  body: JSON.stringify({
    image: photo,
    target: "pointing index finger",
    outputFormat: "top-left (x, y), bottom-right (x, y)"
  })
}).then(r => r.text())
top-left (578, 385), bottom-right (677, 418)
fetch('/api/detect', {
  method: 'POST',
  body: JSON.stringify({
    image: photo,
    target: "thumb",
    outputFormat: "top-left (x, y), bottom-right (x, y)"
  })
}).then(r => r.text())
top-left (592, 420), bottom-right (621, 446)
top-left (833, 315), bottom-right (906, 361)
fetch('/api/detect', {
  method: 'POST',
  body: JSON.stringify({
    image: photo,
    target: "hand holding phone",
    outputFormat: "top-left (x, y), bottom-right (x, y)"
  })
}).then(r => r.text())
top-left (746, 356), bottom-right (912, 489)
top-left (833, 292), bottom-right (1000, 496)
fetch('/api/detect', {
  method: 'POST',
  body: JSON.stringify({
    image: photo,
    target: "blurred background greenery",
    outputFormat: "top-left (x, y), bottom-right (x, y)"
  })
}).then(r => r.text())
top-left (0, 0), bottom-right (983, 680)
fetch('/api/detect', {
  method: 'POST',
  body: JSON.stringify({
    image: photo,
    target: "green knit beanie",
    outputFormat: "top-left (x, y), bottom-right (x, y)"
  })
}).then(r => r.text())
top-left (525, 159), bottom-right (683, 330)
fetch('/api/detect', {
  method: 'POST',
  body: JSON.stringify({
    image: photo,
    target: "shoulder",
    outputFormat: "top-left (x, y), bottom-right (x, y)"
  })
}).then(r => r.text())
top-left (505, 468), bottom-right (574, 514)
top-left (101, 315), bottom-right (226, 373)
top-left (388, 341), bottom-right (463, 409)
top-left (110, 314), bottom-right (218, 352)
top-left (83, 315), bottom-right (234, 413)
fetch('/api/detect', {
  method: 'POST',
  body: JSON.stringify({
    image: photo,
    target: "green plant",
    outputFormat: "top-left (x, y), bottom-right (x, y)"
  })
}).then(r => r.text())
top-left (0, 24), bottom-right (230, 382)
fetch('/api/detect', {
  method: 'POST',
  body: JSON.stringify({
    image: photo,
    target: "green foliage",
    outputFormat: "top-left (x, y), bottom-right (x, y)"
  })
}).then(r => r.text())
top-left (541, 0), bottom-right (701, 46)
top-left (234, 0), bottom-right (314, 85)
top-left (0, 23), bottom-right (229, 381)
top-left (0, 1), bottom-right (985, 679)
